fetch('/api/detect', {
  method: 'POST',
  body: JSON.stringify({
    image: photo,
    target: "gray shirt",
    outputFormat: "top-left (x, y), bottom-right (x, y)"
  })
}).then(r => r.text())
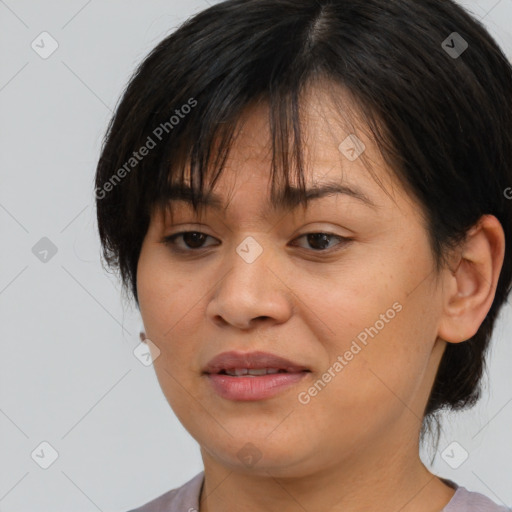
top-left (127, 472), bottom-right (511, 512)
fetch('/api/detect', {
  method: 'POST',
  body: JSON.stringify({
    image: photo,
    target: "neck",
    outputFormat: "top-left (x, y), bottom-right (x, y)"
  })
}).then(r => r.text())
top-left (198, 428), bottom-right (455, 512)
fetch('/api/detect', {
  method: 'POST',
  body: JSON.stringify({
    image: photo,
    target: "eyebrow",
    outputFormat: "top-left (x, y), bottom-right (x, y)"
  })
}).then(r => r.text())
top-left (163, 181), bottom-right (378, 215)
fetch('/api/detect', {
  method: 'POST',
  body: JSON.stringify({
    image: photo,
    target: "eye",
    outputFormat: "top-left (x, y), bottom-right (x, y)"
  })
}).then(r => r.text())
top-left (161, 231), bottom-right (218, 252)
top-left (290, 232), bottom-right (352, 252)
top-left (161, 231), bottom-right (352, 254)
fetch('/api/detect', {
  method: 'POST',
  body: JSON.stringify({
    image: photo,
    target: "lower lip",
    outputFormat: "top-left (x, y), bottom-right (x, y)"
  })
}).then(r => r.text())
top-left (206, 372), bottom-right (309, 401)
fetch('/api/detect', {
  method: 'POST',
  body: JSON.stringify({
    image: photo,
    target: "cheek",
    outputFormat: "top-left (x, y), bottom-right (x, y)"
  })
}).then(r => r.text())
top-left (136, 246), bottom-right (202, 399)
top-left (295, 251), bottom-right (438, 424)
top-left (137, 244), bottom-right (192, 337)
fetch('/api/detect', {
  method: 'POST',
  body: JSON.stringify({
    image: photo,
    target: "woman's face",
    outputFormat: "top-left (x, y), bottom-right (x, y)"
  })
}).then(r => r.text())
top-left (137, 88), bottom-right (450, 477)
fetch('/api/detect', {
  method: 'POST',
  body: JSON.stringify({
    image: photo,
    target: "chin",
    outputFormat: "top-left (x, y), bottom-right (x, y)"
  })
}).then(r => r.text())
top-left (200, 433), bottom-right (314, 475)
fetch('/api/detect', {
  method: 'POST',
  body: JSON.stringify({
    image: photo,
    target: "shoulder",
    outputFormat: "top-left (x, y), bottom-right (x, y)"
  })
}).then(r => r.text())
top-left (443, 484), bottom-right (511, 512)
top-left (126, 471), bottom-right (204, 512)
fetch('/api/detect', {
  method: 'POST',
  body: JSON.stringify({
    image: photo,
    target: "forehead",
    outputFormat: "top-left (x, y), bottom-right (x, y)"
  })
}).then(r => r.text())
top-left (159, 82), bottom-right (404, 220)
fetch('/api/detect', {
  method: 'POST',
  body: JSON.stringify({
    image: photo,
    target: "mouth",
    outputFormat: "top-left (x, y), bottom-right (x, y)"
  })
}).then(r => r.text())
top-left (217, 368), bottom-right (304, 376)
top-left (203, 350), bottom-right (310, 374)
top-left (203, 351), bottom-right (311, 401)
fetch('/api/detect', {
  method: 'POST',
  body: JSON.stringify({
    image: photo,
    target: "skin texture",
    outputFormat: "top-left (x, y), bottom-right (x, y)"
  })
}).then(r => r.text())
top-left (136, 85), bottom-right (505, 512)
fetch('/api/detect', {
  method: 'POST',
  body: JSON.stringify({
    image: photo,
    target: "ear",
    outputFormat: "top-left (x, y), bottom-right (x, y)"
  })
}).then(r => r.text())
top-left (437, 214), bottom-right (505, 343)
top-left (139, 323), bottom-right (147, 343)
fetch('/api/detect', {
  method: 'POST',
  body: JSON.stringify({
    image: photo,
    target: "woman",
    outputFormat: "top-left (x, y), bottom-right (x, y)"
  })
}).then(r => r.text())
top-left (95, 0), bottom-right (512, 510)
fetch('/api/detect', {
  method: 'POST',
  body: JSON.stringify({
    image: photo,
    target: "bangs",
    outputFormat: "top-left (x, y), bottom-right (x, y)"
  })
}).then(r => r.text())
top-left (150, 75), bottom-right (394, 226)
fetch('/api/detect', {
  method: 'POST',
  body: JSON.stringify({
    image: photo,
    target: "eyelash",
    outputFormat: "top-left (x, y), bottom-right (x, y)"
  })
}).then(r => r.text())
top-left (160, 231), bottom-right (353, 255)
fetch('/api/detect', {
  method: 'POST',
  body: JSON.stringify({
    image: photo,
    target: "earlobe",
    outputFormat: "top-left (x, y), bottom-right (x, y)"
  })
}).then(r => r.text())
top-left (437, 214), bottom-right (505, 344)
top-left (140, 323), bottom-right (147, 343)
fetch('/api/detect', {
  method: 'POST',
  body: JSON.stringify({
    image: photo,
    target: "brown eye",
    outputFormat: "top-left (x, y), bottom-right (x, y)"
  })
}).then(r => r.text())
top-left (161, 231), bottom-right (218, 251)
top-left (291, 233), bottom-right (352, 252)
top-left (180, 232), bottom-right (208, 249)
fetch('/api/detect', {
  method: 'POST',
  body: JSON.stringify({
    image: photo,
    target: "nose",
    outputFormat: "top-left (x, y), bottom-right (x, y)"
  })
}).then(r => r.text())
top-left (206, 237), bottom-right (294, 330)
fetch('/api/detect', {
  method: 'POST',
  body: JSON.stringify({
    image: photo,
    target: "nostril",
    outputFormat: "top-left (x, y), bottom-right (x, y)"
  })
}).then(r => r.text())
top-left (254, 316), bottom-right (271, 322)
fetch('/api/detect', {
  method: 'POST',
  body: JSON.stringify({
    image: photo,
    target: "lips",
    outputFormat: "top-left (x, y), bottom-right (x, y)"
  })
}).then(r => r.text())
top-left (203, 351), bottom-right (311, 401)
top-left (202, 350), bottom-right (310, 375)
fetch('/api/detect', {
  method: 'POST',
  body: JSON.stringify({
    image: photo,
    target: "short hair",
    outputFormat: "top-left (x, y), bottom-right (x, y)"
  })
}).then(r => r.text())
top-left (95, 0), bottom-right (512, 450)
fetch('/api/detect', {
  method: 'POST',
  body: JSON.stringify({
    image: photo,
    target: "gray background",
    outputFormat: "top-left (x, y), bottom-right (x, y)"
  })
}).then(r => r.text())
top-left (0, 1), bottom-right (511, 511)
